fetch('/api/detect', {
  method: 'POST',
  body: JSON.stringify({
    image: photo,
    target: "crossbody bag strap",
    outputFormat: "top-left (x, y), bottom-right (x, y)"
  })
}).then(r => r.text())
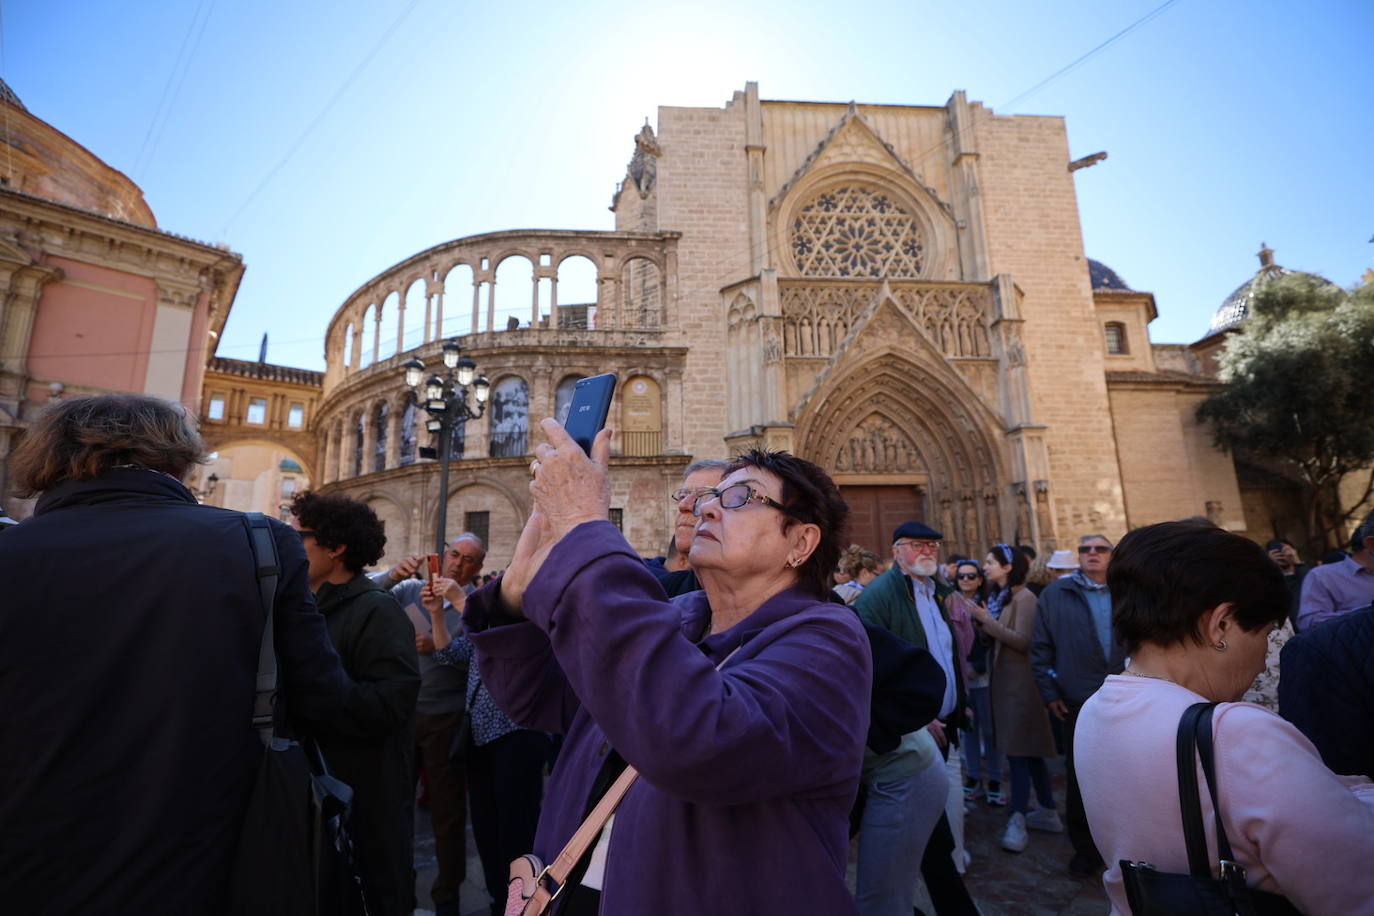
top-left (543, 644), bottom-right (746, 889)
top-left (240, 512), bottom-right (281, 732)
top-left (1175, 702), bottom-right (1215, 878)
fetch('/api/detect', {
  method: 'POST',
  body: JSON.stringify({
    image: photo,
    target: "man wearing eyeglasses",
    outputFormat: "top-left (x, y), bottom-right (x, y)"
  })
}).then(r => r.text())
top-left (1031, 533), bottom-right (1127, 879)
top-left (644, 459), bottom-right (729, 598)
top-left (854, 522), bottom-right (977, 914)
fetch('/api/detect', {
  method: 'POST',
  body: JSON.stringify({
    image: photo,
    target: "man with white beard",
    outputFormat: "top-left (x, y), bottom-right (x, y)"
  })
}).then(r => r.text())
top-left (855, 522), bottom-right (977, 915)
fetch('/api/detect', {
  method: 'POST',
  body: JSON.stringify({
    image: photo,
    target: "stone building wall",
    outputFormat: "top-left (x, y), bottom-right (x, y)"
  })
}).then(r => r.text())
top-left (647, 97), bottom-right (750, 460)
top-left (974, 106), bottom-right (1129, 540)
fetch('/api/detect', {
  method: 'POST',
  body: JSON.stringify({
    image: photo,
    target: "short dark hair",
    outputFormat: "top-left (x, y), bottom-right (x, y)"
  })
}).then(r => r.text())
top-left (1018, 544), bottom-right (1037, 561)
top-left (11, 394), bottom-right (205, 495)
top-left (988, 543), bottom-right (1029, 587)
top-left (944, 553), bottom-right (969, 567)
top-left (1109, 521), bottom-right (1287, 655)
top-left (290, 491), bottom-right (387, 574)
top-left (726, 449), bottom-right (848, 598)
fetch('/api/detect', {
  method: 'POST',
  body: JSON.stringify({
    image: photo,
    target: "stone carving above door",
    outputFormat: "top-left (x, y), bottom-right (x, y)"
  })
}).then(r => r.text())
top-left (833, 413), bottom-right (922, 474)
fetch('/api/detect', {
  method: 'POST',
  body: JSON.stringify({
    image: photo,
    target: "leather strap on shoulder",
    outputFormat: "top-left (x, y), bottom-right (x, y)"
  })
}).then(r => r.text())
top-left (1175, 701), bottom-right (1214, 878)
top-left (241, 512), bottom-right (280, 730)
top-left (543, 644), bottom-right (745, 887)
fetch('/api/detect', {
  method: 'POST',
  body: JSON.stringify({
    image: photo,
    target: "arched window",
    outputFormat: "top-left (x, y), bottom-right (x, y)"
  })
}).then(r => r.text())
top-left (399, 391), bottom-right (418, 466)
top-left (554, 375), bottom-right (579, 425)
top-left (790, 185), bottom-right (924, 278)
top-left (620, 375), bottom-right (662, 456)
top-left (1104, 322), bottom-right (1128, 355)
top-left (621, 258), bottom-right (662, 328)
top-left (373, 401), bottom-right (389, 473)
top-left (352, 411), bottom-right (365, 477)
top-left (489, 376), bottom-right (529, 458)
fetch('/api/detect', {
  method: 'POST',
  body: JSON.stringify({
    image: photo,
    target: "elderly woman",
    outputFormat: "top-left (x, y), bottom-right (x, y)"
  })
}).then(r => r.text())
top-left (1077, 522), bottom-right (1374, 914)
top-left (464, 420), bottom-right (870, 915)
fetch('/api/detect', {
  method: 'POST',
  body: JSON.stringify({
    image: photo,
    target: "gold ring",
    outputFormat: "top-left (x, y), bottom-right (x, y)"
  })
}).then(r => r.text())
top-left (529, 459), bottom-right (540, 474)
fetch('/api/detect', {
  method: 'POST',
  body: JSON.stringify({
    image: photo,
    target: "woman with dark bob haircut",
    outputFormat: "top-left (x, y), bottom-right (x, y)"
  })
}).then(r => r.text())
top-left (0, 395), bottom-right (352, 912)
top-left (462, 419), bottom-right (870, 915)
top-left (1076, 521), bottom-right (1374, 914)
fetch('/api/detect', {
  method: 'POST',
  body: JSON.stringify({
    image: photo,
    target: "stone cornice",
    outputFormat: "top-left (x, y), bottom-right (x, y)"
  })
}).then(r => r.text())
top-left (0, 188), bottom-right (244, 344)
top-left (1104, 369), bottom-right (1219, 392)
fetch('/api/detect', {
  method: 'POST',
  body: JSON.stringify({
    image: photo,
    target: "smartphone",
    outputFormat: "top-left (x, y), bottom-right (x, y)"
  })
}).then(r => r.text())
top-left (426, 554), bottom-right (441, 580)
top-left (562, 373), bottom-right (617, 455)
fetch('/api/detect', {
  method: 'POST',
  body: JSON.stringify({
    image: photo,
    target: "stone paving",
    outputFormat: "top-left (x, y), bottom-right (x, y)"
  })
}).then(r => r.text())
top-left (413, 755), bottom-right (1111, 915)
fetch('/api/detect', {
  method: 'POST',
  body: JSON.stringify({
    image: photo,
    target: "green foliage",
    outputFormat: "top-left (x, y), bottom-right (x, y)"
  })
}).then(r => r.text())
top-left (1197, 274), bottom-right (1374, 541)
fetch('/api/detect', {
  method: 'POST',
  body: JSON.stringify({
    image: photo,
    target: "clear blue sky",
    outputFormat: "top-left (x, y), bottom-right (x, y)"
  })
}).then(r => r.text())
top-left (12, 0), bottom-right (1373, 370)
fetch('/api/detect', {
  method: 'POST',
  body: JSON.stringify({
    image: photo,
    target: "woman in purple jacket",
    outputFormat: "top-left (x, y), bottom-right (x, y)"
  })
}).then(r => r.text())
top-left (464, 419), bottom-right (871, 915)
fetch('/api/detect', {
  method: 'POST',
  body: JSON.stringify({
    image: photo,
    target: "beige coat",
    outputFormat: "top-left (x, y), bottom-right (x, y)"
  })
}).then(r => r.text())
top-left (983, 586), bottom-right (1057, 758)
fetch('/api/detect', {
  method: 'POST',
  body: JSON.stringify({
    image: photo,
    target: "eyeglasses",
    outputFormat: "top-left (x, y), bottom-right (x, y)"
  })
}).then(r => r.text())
top-left (957, 572), bottom-right (982, 580)
top-left (1078, 544), bottom-right (1111, 555)
top-left (671, 486), bottom-right (716, 504)
top-left (690, 483), bottom-right (793, 518)
top-left (895, 539), bottom-right (941, 554)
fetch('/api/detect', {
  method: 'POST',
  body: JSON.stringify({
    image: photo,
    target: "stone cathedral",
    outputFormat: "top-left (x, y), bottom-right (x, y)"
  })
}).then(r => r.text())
top-left (193, 83), bottom-right (1271, 570)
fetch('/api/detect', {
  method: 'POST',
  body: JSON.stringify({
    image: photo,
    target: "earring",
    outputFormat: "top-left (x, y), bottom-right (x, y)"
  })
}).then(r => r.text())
top-left (1214, 639), bottom-right (1227, 651)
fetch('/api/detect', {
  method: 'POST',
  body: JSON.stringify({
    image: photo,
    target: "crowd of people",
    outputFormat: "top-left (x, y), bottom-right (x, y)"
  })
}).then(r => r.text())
top-left (3, 392), bottom-right (1374, 915)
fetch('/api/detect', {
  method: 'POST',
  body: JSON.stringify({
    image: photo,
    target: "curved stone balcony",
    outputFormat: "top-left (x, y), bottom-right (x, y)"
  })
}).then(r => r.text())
top-left (322, 229), bottom-right (681, 393)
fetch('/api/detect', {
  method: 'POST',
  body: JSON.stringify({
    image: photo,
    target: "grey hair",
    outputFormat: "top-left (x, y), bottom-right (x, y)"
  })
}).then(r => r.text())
top-left (450, 532), bottom-right (487, 557)
top-left (1080, 533), bottom-right (1115, 548)
top-left (682, 458), bottom-right (730, 479)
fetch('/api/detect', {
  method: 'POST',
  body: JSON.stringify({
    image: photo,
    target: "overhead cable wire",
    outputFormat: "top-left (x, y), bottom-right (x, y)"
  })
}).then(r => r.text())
top-left (997, 0), bottom-right (1181, 112)
top-left (218, 0), bottom-right (424, 235)
top-left (132, 0), bottom-right (214, 180)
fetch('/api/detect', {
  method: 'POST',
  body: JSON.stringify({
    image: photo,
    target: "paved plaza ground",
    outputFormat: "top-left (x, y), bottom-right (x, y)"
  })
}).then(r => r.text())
top-left (413, 755), bottom-right (1110, 915)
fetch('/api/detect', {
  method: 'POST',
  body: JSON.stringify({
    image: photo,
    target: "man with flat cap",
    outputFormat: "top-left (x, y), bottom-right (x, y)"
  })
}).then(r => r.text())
top-left (855, 522), bottom-right (976, 914)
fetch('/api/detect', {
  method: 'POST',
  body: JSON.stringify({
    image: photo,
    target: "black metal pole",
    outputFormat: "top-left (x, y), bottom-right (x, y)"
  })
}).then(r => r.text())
top-left (435, 419), bottom-right (451, 555)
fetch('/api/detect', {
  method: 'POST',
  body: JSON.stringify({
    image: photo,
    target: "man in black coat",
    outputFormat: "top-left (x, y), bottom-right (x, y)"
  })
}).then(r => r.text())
top-left (0, 394), bottom-right (352, 914)
top-left (1279, 602), bottom-right (1374, 778)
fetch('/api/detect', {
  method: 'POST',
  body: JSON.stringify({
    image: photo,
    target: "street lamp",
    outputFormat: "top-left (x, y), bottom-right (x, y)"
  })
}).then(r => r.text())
top-left (403, 339), bottom-right (491, 554)
top-left (196, 472), bottom-right (220, 504)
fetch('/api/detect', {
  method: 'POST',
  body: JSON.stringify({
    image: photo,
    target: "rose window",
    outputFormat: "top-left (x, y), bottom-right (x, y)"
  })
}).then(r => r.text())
top-left (790, 186), bottom-right (924, 278)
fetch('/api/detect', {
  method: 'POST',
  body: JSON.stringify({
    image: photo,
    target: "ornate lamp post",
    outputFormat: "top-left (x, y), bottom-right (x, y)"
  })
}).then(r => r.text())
top-left (403, 339), bottom-right (491, 554)
top-left (196, 472), bottom-right (220, 504)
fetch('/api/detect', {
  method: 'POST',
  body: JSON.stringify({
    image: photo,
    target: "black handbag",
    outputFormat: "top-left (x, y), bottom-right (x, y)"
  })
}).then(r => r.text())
top-left (225, 513), bottom-right (373, 915)
top-left (1120, 702), bottom-right (1301, 916)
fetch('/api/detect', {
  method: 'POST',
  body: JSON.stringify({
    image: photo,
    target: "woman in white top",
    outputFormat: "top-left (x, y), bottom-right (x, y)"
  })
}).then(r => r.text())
top-left (1076, 521), bottom-right (1374, 915)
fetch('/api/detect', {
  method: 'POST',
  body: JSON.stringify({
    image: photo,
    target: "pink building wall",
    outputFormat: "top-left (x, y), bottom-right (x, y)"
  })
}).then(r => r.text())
top-left (26, 256), bottom-right (157, 394)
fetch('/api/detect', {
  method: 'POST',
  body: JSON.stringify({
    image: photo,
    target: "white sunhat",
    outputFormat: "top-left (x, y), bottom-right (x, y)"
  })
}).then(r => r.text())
top-left (1046, 549), bottom-right (1078, 570)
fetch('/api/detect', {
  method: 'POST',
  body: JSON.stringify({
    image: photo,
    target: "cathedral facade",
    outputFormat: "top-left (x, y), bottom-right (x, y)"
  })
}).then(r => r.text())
top-left (207, 82), bottom-right (1250, 570)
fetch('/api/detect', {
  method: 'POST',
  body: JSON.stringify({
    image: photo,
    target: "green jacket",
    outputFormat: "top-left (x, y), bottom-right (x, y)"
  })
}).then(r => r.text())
top-left (855, 565), bottom-right (968, 731)
top-left (311, 573), bottom-right (420, 916)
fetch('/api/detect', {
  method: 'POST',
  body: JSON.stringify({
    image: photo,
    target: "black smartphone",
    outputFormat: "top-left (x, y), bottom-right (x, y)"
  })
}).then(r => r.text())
top-left (562, 373), bottom-right (617, 455)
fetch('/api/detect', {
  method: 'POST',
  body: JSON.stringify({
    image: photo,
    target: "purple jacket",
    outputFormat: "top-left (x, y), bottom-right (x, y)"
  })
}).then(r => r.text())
top-left (467, 521), bottom-right (870, 915)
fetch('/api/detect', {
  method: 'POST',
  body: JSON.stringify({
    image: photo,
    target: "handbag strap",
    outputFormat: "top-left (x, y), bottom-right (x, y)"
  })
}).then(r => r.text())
top-left (1175, 701), bottom-right (1214, 878)
top-left (1192, 704), bottom-right (1237, 864)
top-left (543, 644), bottom-right (745, 888)
top-left (241, 512), bottom-right (281, 733)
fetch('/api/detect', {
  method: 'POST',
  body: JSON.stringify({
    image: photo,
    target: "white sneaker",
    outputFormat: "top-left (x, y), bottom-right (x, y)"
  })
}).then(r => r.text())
top-left (1025, 807), bottom-right (1065, 833)
top-left (1000, 811), bottom-right (1028, 852)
